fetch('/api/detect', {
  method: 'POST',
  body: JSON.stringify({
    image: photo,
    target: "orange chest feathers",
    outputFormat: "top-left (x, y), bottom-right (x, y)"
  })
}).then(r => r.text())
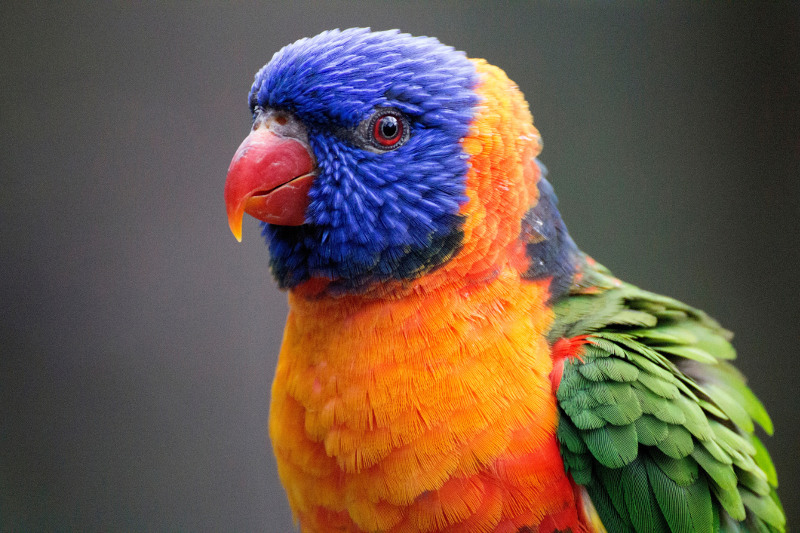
top-left (268, 271), bottom-right (590, 532)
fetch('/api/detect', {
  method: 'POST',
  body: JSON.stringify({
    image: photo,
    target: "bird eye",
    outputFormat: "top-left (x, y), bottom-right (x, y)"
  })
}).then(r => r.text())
top-left (367, 110), bottom-right (409, 150)
top-left (373, 114), bottom-right (401, 145)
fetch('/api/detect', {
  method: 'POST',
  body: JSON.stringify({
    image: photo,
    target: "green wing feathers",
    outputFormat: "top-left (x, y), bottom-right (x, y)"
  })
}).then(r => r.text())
top-left (552, 260), bottom-right (785, 532)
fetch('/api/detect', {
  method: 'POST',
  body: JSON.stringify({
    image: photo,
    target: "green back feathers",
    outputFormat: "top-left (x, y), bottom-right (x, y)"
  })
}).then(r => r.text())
top-left (552, 259), bottom-right (785, 533)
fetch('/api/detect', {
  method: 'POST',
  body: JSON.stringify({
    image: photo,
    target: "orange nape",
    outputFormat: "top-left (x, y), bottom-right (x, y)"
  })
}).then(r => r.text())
top-left (267, 60), bottom-right (590, 531)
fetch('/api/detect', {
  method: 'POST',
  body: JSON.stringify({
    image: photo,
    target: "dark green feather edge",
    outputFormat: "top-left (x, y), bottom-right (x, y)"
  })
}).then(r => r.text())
top-left (551, 259), bottom-right (785, 533)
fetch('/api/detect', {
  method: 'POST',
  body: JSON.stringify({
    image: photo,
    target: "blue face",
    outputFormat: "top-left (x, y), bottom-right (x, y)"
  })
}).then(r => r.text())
top-left (248, 29), bottom-right (479, 291)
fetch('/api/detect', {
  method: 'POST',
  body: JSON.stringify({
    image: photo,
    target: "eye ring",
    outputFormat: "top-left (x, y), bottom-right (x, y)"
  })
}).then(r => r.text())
top-left (365, 109), bottom-right (410, 151)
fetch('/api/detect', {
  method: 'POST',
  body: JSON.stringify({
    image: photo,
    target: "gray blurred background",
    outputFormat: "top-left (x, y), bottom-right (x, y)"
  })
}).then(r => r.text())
top-left (2, 2), bottom-right (798, 531)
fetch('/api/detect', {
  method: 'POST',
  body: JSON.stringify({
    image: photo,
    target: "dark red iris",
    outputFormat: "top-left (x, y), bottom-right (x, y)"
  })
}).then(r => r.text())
top-left (372, 113), bottom-right (403, 146)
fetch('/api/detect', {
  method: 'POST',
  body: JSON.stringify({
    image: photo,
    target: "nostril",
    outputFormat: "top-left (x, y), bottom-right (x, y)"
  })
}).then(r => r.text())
top-left (275, 115), bottom-right (288, 126)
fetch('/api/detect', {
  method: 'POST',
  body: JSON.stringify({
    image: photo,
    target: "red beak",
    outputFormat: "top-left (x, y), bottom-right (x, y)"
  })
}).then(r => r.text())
top-left (224, 126), bottom-right (315, 241)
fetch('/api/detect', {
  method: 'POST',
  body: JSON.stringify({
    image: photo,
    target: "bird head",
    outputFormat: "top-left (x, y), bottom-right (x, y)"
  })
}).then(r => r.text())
top-left (225, 28), bottom-right (547, 295)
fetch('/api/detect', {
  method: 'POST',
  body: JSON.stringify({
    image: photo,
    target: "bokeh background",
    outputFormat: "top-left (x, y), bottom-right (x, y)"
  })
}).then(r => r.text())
top-left (2, 2), bottom-right (798, 531)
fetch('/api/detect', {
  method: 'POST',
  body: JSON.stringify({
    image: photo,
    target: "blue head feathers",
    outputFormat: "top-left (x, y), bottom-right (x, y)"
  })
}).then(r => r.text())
top-left (248, 28), bottom-right (479, 291)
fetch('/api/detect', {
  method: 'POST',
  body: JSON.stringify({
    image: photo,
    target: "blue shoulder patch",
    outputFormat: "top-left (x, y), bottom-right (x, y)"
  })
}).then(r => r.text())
top-left (521, 162), bottom-right (579, 300)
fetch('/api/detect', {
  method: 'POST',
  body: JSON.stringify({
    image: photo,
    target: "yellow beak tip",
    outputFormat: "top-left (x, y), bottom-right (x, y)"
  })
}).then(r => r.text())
top-left (228, 215), bottom-right (244, 242)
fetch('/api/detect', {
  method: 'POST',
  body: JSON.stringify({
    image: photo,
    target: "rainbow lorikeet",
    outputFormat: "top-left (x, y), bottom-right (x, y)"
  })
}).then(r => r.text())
top-left (223, 28), bottom-right (784, 533)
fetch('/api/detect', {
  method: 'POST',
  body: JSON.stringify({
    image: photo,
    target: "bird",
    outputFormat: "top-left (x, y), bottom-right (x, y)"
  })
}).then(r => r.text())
top-left (223, 28), bottom-right (785, 533)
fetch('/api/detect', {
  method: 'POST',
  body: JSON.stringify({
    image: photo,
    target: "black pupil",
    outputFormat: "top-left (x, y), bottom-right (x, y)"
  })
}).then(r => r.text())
top-left (380, 116), bottom-right (399, 138)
